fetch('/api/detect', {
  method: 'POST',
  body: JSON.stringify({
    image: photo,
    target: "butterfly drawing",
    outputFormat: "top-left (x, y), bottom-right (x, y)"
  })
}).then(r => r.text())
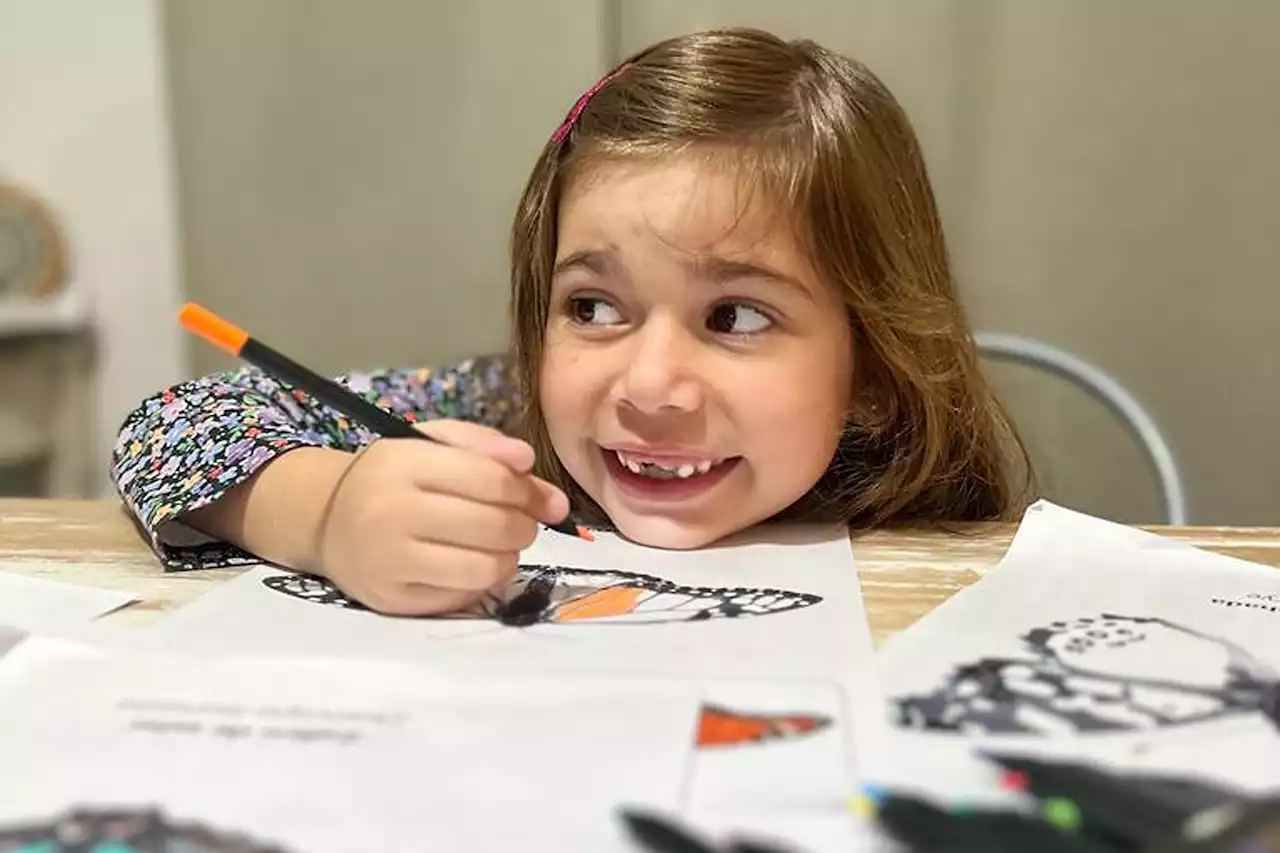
top-left (696, 704), bottom-right (833, 747)
top-left (262, 564), bottom-right (823, 627)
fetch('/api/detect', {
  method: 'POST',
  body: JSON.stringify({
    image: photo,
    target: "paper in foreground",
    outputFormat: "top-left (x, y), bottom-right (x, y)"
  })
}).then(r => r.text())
top-left (0, 636), bottom-right (702, 853)
top-left (0, 524), bottom-right (882, 852)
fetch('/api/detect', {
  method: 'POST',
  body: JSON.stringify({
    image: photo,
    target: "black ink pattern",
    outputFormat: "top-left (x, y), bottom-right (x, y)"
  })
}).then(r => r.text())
top-left (0, 807), bottom-right (294, 852)
top-left (1211, 593), bottom-right (1280, 615)
top-left (894, 614), bottom-right (1280, 735)
top-left (262, 564), bottom-right (821, 626)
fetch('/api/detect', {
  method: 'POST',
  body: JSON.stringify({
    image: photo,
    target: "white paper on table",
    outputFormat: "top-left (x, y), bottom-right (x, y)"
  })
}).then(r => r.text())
top-left (0, 636), bottom-right (702, 853)
top-left (0, 565), bottom-right (137, 631)
top-left (143, 525), bottom-right (868, 680)
top-left (864, 500), bottom-right (1280, 803)
top-left (132, 523), bottom-right (881, 829)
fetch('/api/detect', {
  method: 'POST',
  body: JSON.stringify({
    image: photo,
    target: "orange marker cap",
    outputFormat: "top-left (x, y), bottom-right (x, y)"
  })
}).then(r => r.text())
top-left (179, 302), bottom-right (248, 356)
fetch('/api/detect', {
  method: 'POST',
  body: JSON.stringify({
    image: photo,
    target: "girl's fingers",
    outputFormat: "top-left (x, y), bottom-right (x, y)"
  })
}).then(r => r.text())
top-left (398, 491), bottom-right (540, 553)
top-left (359, 581), bottom-right (488, 618)
top-left (387, 535), bottom-right (523, 593)
top-left (392, 438), bottom-right (568, 523)
top-left (528, 475), bottom-right (571, 524)
top-left (412, 420), bottom-right (536, 474)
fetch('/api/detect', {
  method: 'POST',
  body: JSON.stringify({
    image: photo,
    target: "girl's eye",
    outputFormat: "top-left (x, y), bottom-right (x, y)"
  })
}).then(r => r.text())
top-left (707, 302), bottom-right (773, 335)
top-left (568, 297), bottom-right (624, 326)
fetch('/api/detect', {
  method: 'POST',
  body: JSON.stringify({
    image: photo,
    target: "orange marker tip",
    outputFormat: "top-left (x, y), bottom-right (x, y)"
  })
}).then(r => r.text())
top-left (177, 302), bottom-right (248, 356)
top-left (576, 525), bottom-right (595, 542)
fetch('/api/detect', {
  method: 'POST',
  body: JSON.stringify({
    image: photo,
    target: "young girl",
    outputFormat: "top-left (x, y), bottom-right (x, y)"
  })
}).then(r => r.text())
top-left (111, 27), bottom-right (1030, 617)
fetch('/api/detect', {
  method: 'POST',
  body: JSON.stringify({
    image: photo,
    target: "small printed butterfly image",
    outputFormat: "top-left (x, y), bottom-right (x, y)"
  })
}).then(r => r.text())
top-left (695, 704), bottom-right (833, 748)
top-left (262, 564), bottom-right (823, 627)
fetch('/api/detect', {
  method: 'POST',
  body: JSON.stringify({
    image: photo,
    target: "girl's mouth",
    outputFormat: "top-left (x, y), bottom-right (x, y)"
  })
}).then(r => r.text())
top-left (600, 447), bottom-right (741, 501)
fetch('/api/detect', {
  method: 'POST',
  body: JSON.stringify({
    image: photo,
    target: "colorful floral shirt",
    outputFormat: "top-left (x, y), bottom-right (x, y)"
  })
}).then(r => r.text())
top-left (109, 355), bottom-right (520, 571)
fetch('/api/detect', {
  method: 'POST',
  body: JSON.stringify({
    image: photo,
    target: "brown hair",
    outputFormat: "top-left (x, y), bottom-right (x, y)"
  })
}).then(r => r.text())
top-left (510, 27), bottom-right (1032, 530)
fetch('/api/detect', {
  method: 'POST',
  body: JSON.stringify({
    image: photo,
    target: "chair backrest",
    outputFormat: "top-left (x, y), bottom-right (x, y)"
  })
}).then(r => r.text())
top-left (973, 332), bottom-right (1188, 525)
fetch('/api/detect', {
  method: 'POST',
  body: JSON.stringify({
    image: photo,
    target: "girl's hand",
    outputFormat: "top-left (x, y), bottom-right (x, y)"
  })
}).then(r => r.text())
top-left (315, 420), bottom-right (569, 615)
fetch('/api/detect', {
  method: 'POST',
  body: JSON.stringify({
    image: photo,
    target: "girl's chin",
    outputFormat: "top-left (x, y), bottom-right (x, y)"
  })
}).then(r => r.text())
top-left (607, 515), bottom-right (727, 550)
top-left (593, 500), bottom-right (748, 550)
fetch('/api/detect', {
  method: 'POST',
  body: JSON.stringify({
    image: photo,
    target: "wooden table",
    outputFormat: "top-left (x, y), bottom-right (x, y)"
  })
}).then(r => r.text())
top-left (4, 498), bottom-right (1280, 644)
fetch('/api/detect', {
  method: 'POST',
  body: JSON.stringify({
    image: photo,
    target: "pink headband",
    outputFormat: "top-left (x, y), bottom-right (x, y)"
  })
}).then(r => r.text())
top-left (551, 62), bottom-right (632, 145)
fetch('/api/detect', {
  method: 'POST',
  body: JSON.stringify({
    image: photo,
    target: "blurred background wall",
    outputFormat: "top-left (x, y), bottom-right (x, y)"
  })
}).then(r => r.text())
top-left (0, 0), bottom-right (183, 498)
top-left (1, 0), bottom-right (1276, 526)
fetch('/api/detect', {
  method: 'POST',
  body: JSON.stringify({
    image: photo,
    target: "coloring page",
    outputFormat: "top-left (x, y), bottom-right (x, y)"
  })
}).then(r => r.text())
top-left (869, 501), bottom-right (1280, 799)
top-left (0, 636), bottom-right (702, 853)
top-left (128, 523), bottom-right (881, 824)
top-left (140, 524), bottom-right (869, 682)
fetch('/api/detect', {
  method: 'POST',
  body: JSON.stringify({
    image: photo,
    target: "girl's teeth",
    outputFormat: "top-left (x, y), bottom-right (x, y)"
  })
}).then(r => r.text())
top-left (614, 451), bottom-right (721, 479)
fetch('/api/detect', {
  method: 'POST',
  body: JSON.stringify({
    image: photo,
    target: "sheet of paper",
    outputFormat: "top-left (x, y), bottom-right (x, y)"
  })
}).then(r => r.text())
top-left (144, 525), bottom-right (868, 678)
top-left (0, 636), bottom-right (702, 853)
top-left (0, 565), bottom-right (136, 631)
top-left (134, 523), bottom-right (881, 825)
top-left (867, 500), bottom-right (1280, 802)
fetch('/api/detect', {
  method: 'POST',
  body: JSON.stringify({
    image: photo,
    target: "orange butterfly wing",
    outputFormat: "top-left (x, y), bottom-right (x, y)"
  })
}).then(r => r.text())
top-left (696, 705), bottom-right (830, 747)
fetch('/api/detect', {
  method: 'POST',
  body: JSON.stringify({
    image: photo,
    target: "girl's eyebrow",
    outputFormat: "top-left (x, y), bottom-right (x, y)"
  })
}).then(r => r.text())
top-left (552, 247), bottom-right (813, 301)
top-left (686, 255), bottom-right (816, 302)
top-left (552, 248), bottom-right (616, 279)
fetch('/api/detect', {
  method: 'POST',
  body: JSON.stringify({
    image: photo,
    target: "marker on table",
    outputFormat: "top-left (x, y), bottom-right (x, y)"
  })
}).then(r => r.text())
top-left (983, 753), bottom-right (1205, 847)
top-left (867, 789), bottom-right (1113, 853)
top-left (858, 757), bottom-right (1280, 853)
top-left (177, 302), bottom-right (592, 542)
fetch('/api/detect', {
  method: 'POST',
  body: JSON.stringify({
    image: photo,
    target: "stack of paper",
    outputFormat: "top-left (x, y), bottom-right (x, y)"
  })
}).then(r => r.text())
top-left (0, 524), bottom-right (883, 852)
top-left (20, 500), bottom-right (1271, 850)
top-left (128, 524), bottom-right (881, 822)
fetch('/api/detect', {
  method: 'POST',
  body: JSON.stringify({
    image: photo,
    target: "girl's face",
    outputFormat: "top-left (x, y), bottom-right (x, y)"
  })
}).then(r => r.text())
top-left (540, 154), bottom-right (854, 549)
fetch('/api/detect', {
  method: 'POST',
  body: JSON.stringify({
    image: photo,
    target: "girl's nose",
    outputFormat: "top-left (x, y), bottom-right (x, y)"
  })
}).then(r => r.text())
top-left (614, 318), bottom-right (704, 414)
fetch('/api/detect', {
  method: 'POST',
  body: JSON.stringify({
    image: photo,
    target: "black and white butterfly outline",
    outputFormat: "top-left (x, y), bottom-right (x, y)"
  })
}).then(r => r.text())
top-left (261, 563), bottom-right (823, 627)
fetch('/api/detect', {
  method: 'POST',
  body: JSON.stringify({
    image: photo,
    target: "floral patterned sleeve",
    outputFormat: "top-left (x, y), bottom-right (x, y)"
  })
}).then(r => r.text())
top-left (109, 354), bottom-right (521, 571)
